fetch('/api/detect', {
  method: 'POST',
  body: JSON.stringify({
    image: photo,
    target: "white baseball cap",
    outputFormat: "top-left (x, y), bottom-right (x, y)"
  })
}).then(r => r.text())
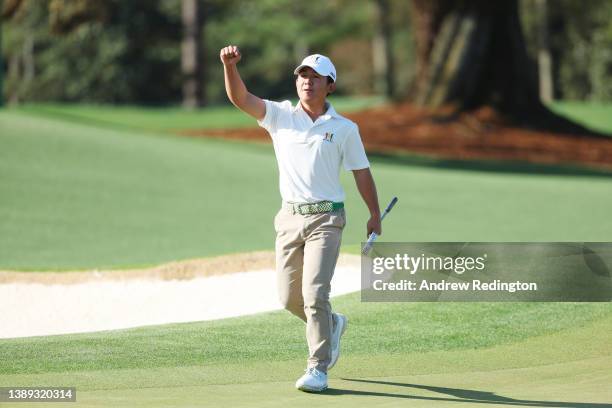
top-left (294, 54), bottom-right (337, 82)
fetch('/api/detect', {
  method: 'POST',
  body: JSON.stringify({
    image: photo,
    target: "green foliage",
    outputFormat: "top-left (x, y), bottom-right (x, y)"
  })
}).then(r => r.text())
top-left (2, 0), bottom-right (414, 104)
top-left (521, 0), bottom-right (612, 102)
top-left (4, 1), bottom-right (612, 104)
top-left (3, 0), bottom-right (182, 104)
top-left (204, 0), bottom-right (374, 101)
top-left (587, 24), bottom-right (612, 101)
top-left (553, 0), bottom-right (612, 101)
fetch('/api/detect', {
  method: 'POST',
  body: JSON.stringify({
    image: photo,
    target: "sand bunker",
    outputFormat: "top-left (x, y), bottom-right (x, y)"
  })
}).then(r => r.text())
top-left (0, 252), bottom-right (361, 339)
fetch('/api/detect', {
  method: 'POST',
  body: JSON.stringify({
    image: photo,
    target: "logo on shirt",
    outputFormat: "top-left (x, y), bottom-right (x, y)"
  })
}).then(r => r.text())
top-left (323, 132), bottom-right (334, 142)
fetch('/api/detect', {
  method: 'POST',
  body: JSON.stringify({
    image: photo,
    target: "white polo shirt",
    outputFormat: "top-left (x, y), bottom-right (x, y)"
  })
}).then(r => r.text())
top-left (258, 99), bottom-right (370, 203)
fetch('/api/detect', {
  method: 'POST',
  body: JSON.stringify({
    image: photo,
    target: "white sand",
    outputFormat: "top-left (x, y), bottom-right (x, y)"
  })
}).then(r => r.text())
top-left (0, 257), bottom-right (361, 339)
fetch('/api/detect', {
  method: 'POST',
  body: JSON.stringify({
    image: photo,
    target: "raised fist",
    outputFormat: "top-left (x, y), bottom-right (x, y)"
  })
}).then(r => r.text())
top-left (220, 45), bottom-right (241, 66)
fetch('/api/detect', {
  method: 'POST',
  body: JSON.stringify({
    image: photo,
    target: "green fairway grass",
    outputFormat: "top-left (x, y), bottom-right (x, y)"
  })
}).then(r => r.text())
top-left (549, 101), bottom-right (612, 135)
top-left (1, 102), bottom-right (611, 407)
top-left (14, 99), bottom-right (612, 136)
top-left (70, 357), bottom-right (611, 408)
top-left (1, 109), bottom-right (612, 269)
top-left (1, 295), bottom-right (610, 407)
top-left (13, 96), bottom-right (384, 133)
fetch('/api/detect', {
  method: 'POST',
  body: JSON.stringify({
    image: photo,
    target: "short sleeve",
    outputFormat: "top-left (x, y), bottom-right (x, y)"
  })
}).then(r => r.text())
top-left (342, 123), bottom-right (370, 171)
top-left (257, 99), bottom-right (292, 133)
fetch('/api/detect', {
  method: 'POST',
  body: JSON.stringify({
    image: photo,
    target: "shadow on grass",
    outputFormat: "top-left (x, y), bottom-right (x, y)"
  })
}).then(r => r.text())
top-left (368, 152), bottom-right (612, 179)
top-left (327, 378), bottom-right (611, 407)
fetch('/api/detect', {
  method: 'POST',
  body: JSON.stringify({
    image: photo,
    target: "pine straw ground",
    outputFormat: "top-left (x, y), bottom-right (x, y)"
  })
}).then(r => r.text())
top-left (181, 103), bottom-right (612, 170)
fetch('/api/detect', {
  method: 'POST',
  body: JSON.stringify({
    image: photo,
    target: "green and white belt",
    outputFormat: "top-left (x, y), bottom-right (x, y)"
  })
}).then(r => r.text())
top-left (284, 201), bottom-right (344, 215)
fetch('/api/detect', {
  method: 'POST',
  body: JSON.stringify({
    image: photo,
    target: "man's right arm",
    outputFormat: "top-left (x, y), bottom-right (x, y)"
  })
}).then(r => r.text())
top-left (220, 45), bottom-right (266, 121)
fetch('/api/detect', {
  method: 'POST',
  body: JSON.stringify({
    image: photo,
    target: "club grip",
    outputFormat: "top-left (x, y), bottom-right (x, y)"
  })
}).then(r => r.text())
top-left (366, 232), bottom-right (378, 244)
top-left (362, 232), bottom-right (378, 255)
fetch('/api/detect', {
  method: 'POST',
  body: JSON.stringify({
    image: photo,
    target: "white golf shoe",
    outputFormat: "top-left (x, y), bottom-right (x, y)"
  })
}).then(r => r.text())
top-left (295, 367), bottom-right (328, 392)
top-left (328, 312), bottom-right (347, 370)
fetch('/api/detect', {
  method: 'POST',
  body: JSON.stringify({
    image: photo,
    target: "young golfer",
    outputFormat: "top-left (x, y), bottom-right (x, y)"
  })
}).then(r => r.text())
top-left (220, 45), bottom-right (381, 392)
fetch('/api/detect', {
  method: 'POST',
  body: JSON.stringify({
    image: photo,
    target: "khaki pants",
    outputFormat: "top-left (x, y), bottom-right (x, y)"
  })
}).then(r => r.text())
top-left (274, 205), bottom-right (346, 373)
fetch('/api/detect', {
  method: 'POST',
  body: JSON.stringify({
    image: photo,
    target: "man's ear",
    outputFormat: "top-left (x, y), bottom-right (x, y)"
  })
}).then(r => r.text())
top-left (328, 82), bottom-right (336, 94)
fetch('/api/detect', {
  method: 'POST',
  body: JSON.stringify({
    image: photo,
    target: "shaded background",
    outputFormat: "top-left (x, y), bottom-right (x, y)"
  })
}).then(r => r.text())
top-left (2, 0), bottom-right (612, 106)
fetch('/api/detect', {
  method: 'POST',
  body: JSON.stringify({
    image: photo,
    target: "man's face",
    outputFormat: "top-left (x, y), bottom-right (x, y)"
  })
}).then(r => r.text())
top-left (296, 67), bottom-right (335, 104)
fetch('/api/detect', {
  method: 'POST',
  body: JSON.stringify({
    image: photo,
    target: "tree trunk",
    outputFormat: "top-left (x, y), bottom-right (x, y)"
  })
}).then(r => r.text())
top-left (292, 2), bottom-right (309, 61)
top-left (0, 0), bottom-right (3, 107)
top-left (1, 0), bottom-right (23, 19)
top-left (7, 52), bottom-right (19, 104)
top-left (536, 0), bottom-right (553, 102)
top-left (409, 0), bottom-right (599, 135)
top-left (372, 0), bottom-right (395, 99)
top-left (411, 0), bottom-right (538, 112)
top-left (23, 33), bottom-right (34, 86)
top-left (181, 0), bottom-right (204, 109)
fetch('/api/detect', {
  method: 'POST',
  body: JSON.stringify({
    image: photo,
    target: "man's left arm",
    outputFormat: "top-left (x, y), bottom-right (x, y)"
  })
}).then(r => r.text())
top-left (352, 168), bottom-right (381, 238)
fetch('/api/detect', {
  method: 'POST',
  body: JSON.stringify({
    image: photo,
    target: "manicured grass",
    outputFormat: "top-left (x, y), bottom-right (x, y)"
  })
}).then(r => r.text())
top-left (16, 99), bottom-right (611, 136)
top-left (0, 295), bottom-right (610, 406)
top-left (2, 110), bottom-right (612, 270)
top-left (549, 101), bottom-right (612, 135)
top-left (2, 298), bottom-right (610, 375)
top-left (67, 357), bottom-right (612, 408)
top-left (0, 111), bottom-right (278, 269)
top-left (1, 102), bottom-right (611, 406)
top-left (13, 95), bottom-right (385, 133)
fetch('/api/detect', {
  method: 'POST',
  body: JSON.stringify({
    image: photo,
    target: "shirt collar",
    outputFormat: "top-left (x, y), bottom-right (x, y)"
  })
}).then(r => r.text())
top-left (295, 101), bottom-right (340, 121)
